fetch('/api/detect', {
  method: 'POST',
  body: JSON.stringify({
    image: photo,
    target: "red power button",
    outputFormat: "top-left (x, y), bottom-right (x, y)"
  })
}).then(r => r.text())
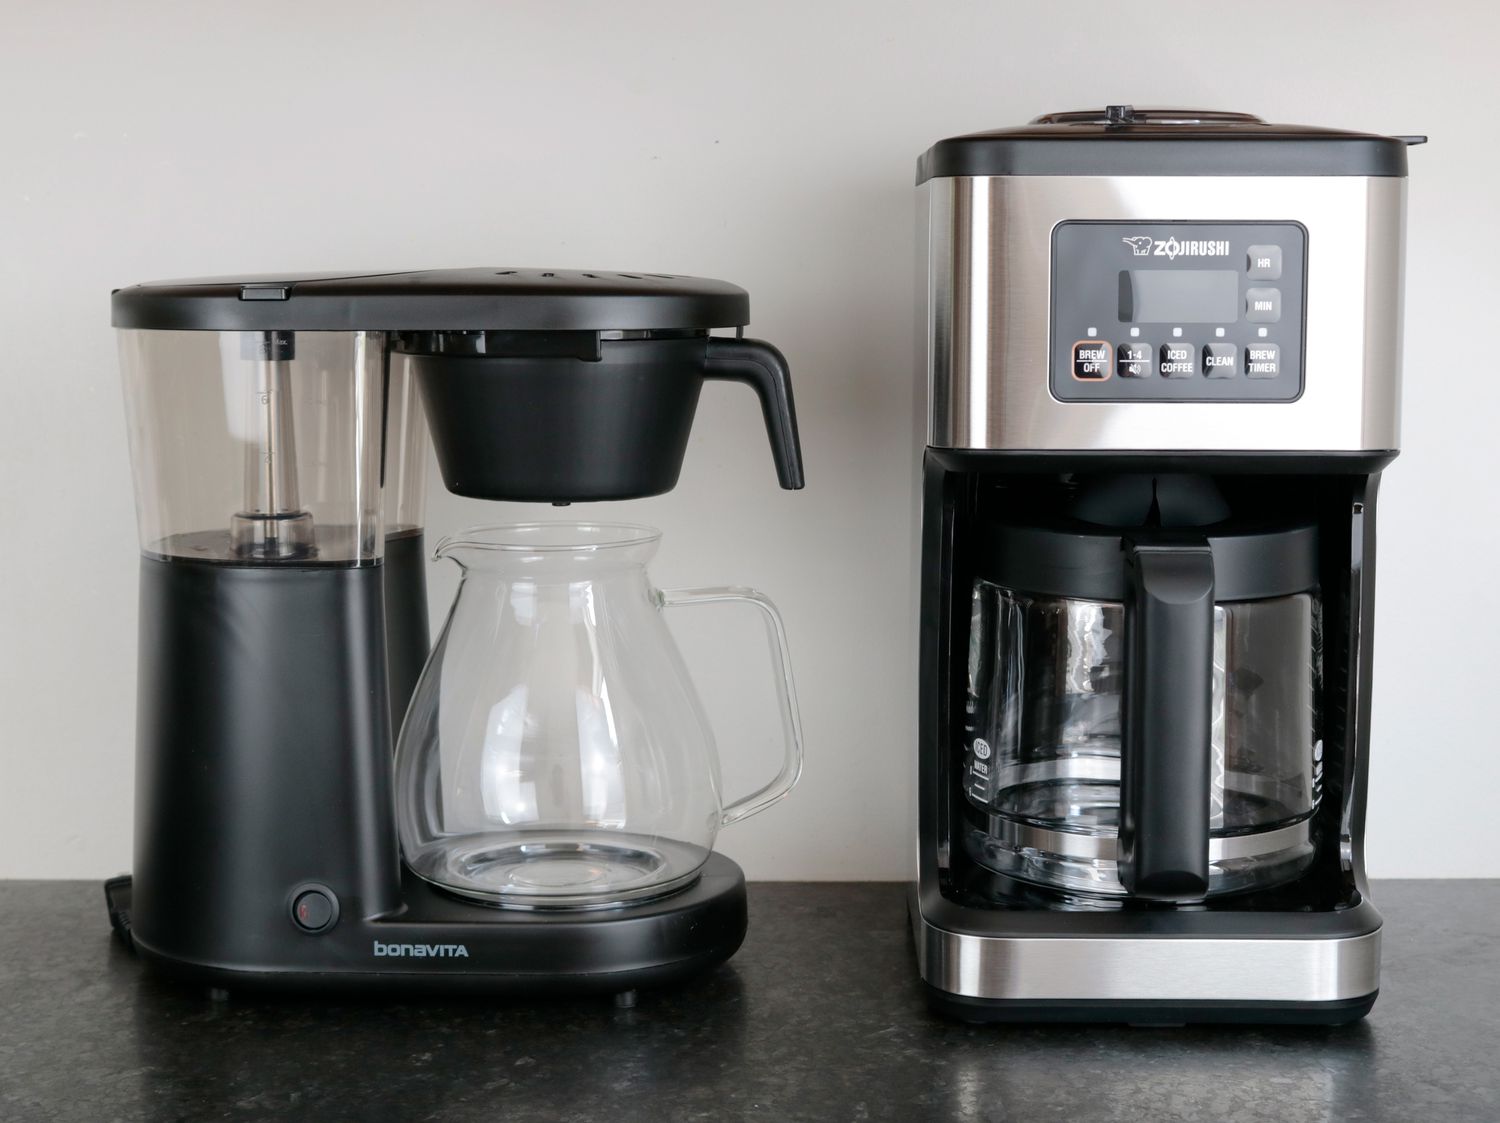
top-left (290, 886), bottom-right (338, 933)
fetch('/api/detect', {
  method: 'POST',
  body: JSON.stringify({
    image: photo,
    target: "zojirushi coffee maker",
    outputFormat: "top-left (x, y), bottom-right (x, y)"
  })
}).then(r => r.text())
top-left (912, 108), bottom-right (1421, 1023)
top-left (107, 269), bottom-right (804, 997)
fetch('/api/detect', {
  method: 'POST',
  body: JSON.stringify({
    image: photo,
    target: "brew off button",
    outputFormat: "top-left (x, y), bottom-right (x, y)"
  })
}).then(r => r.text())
top-left (1073, 340), bottom-right (1111, 380)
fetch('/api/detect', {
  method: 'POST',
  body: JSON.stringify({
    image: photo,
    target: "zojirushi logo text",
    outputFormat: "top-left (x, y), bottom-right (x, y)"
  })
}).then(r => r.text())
top-left (373, 940), bottom-right (470, 958)
top-left (1122, 235), bottom-right (1231, 260)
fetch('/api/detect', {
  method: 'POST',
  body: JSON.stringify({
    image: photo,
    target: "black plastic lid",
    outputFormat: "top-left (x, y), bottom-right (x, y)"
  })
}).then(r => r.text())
top-left (917, 106), bottom-right (1424, 182)
top-left (977, 518), bottom-right (1318, 603)
top-left (110, 268), bottom-right (750, 332)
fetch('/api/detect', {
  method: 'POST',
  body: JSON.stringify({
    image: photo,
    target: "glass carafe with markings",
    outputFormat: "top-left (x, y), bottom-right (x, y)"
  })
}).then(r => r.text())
top-left (962, 481), bottom-right (1323, 902)
top-left (395, 522), bottom-right (803, 910)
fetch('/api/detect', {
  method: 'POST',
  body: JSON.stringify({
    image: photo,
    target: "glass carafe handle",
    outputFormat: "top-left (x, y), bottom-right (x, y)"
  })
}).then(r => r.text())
top-left (1120, 537), bottom-right (1216, 901)
top-left (659, 586), bottom-right (804, 826)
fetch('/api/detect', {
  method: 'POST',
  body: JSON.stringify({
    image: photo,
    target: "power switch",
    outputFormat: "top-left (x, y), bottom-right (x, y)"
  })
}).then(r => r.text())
top-left (290, 886), bottom-right (338, 933)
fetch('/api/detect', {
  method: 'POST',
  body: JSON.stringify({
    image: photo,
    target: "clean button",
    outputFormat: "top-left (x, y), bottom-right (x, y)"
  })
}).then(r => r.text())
top-left (1202, 343), bottom-right (1238, 378)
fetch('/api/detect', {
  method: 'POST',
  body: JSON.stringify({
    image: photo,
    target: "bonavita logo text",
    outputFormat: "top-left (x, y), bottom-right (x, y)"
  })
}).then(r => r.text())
top-left (372, 940), bottom-right (470, 958)
top-left (1122, 235), bottom-right (1231, 261)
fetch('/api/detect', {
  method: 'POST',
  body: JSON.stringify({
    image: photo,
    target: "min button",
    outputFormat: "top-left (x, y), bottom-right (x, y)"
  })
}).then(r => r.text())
top-left (1246, 288), bottom-right (1282, 323)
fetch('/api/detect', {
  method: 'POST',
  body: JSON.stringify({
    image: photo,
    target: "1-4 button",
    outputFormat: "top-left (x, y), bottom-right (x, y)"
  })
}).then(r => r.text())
top-left (1072, 340), bottom-right (1112, 380)
top-left (1158, 343), bottom-right (1194, 378)
top-left (1117, 343), bottom-right (1151, 378)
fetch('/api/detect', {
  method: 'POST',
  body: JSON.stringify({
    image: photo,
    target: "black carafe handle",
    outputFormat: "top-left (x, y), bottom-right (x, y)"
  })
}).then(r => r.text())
top-left (704, 337), bottom-right (806, 490)
top-left (1119, 537), bottom-right (1215, 901)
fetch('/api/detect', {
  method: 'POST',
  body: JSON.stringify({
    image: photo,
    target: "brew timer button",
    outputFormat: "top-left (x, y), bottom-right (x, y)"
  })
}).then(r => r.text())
top-left (1072, 340), bottom-right (1112, 380)
top-left (1246, 343), bottom-right (1281, 378)
top-left (290, 885), bottom-right (339, 933)
top-left (1247, 245), bottom-right (1282, 280)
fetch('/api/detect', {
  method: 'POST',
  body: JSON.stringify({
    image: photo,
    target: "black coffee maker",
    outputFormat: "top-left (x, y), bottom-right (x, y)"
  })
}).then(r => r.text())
top-left (911, 108), bottom-right (1420, 1023)
top-left (106, 269), bottom-right (803, 997)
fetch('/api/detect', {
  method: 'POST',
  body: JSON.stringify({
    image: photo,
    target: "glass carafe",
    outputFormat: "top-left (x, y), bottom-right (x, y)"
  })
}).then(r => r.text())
top-left (963, 583), bottom-right (1322, 899)
top-left (960, 510), bottom-right (1324, 902)
top-left (395, 523), bottom-right (803, 910)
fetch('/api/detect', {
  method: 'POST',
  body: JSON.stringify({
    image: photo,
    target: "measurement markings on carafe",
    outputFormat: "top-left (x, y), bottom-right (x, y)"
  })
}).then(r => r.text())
top-left (1049, 221), bottom-right (1306, 403)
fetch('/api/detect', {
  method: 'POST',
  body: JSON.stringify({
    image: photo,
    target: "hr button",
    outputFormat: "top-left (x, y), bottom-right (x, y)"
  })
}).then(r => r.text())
top-left (1247, 245), bottom-right (1283, 280)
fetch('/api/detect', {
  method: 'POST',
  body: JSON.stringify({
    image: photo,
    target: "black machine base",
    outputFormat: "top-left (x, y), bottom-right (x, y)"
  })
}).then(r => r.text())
top-left (925, 986), bottom-right (1379, 1027)
top-left (105, 853), bottom-right (749, 997)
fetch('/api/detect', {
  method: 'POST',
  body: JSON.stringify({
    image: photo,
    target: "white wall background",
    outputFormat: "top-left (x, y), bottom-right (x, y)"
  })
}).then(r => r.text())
top-left (1, 0), bottom-right (1495, 880)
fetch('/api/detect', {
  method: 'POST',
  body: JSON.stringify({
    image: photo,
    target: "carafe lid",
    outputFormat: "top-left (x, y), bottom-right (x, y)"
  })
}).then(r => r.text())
top-left (917, 105), bottom-right (1425, 182)
top-left (978, 518), bottom-right (1318, 603)
top-left (111, 268), bottom-right (750, 332)
top-left (977, 477), bottom-right (1319, 602)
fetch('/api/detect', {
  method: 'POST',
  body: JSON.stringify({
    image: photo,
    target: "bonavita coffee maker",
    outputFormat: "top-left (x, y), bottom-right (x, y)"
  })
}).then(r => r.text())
top-left (912, 108), bottom-right (1421, 1023)
top-left (107, 269), bottom-right (804, 998)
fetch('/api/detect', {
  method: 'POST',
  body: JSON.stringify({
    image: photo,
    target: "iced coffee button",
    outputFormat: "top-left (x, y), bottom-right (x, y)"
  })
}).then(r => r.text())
top-left (1158, 342), bottom-right (1194, 378)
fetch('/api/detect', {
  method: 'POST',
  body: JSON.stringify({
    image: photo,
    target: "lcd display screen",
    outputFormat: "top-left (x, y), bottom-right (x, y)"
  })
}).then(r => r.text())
top-left (1118, 270), bottom-right (1239, 323)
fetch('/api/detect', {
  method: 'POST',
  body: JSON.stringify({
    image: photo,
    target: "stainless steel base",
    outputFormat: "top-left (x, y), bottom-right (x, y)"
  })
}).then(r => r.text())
top-left (912, 905), bottom-right (1381, 1004)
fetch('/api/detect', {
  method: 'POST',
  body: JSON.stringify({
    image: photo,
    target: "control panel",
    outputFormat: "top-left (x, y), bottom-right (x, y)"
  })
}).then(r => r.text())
top-left (1050, 221), bottom-right (1306, 403)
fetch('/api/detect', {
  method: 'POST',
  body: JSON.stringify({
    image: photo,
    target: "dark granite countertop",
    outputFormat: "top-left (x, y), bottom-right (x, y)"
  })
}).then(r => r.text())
top-left (1, 880), bottom-right (1497, 1121)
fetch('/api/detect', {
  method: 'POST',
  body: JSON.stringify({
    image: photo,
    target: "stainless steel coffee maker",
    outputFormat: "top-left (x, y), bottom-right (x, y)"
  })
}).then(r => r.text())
top-left (911, 108), bottom-right (1421, 1023)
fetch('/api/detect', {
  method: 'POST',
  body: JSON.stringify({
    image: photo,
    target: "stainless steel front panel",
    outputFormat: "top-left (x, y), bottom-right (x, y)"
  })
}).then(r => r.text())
top-left (912, 911), bottom-right (1381, 1002)
top-left (925, 175), bottom-right (1406, 452)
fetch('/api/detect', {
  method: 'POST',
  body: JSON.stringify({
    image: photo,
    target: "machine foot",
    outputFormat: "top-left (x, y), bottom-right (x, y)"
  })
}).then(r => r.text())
top-left (614, 989), bottom-right (638, 1009)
